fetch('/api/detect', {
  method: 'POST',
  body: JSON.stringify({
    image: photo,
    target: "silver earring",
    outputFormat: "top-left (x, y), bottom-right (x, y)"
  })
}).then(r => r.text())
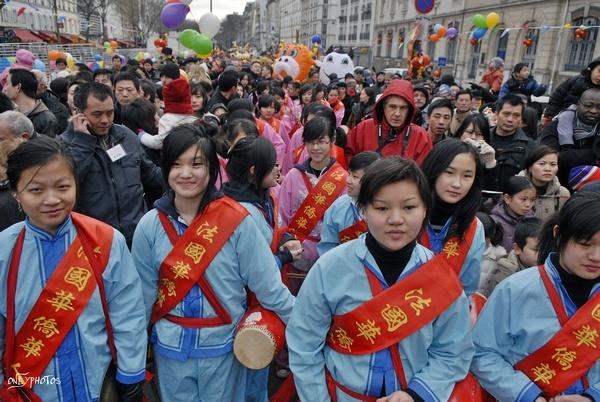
top-left (17, 203), bottom-right (22, 213)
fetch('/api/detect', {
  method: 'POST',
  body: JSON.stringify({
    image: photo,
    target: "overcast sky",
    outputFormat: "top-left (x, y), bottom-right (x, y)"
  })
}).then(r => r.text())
top-left (189, 0), bottom-right (248, 20)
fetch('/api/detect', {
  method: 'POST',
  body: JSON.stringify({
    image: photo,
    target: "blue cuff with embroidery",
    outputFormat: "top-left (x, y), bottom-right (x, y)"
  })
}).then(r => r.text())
top-left (408, 378), bottom-right (439, 402)
top-left (584, 386), bottom-right (600, 402)
top-left (516, 381), bottom-right (543, 402)
top-left (116, 368), bottom-right (146, 384)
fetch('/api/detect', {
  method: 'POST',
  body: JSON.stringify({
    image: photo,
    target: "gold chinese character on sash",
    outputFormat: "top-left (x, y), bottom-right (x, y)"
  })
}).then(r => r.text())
top-left (171, 261), bottom-right (191, 280)
top-left (19, 336), bottom-right (44, 358)
top-left (381, 304), bottom-right (408, 332)
top-left (47, 290), bottom-right (75, 312)
top-left (304, 205), bottom-right (317, 219)
top-left (356, 319), bottom-right (381, 344)
top-left (442, 240), bottom-right (460, 259)
top-left (331, 171), bottom-right (345, 182)
top-left (76, 245), bottom-right (101, 261)
top-left (296, 216), bottom-right (308, 229)
top-left (340, 236), bottom-right (351, 243)
top-left (33, 316), bottom-right (60, 339)
top-left (196, 222), bottom-right (219, 243)
top-left (156, 288), bottom-right (166, 307)
top-left (184, 242), bottom-right (206, 264)
top-left (551, 347), bottom-right (577, 371)
top-left (313, 193), bottom-right (326, 205)
top-left (405, 288), bottom-right (432, 316)
top-left (592, 304), bottom-right (600, 323)
top-left (531, 363), bottom-right (556, 385)
top-left (573, 325), bottom-right (598, 348)
top-left (162, 278), bottom-right (177, 297)
top-left (11, 363), bottom-right (26, 386)
top-left (321, 182), bottom-right (336, 196)
top-left (64, 266), bottom-right (92, 292)
top-left (334, 328), bottom-right (354, 352)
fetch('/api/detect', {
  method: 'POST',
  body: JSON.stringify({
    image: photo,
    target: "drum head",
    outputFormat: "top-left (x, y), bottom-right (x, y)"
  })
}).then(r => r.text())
top-left (234, 327), bottom-right (277, 369)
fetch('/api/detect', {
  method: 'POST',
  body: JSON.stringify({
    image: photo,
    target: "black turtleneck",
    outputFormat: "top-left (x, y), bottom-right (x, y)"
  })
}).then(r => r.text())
top-left (366, 232), bottom-right (416, 286)
top-left (429, 197), bottom-right (455, 230)
top-left (552, 254), bottom-right (600, 309)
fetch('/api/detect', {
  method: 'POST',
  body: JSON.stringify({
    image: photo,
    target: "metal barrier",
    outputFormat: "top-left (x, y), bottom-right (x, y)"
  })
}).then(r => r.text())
top-left (0, 43), bottom-right (100, 64)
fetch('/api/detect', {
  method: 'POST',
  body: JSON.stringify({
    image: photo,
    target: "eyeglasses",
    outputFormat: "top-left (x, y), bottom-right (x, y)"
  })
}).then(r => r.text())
top-left (305, 139), bottom-right (331, 148)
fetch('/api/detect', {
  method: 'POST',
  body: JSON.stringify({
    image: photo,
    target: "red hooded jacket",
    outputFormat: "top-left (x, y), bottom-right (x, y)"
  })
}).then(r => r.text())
top-left (345, 80), bottom-right (432, 164)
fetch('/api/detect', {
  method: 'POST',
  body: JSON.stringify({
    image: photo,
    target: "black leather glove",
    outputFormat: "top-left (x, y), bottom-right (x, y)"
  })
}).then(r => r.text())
top-left (115, 381), bottom-right (143, 402)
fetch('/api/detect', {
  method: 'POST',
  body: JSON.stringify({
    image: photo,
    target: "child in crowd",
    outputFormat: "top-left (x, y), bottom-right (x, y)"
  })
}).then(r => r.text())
top-left (476, 211), bottom-right (507, 294)
top-left (491, 175), bottom-right (536, 251)
top-left (481, 217), bottom-right (541, 296)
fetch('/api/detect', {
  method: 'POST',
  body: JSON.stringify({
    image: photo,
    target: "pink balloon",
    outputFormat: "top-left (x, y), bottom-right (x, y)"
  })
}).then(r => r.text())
top-left (160, 3), bottom-right (189, 29)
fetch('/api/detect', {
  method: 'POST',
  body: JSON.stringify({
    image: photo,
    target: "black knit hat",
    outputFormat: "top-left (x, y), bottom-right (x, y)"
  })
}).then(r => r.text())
top-left (160, 62), bottom-right (180, 80)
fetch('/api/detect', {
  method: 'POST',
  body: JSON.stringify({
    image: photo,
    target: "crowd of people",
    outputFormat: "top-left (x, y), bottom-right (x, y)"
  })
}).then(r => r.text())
top-left (0, 45), bottom-right (598, 402)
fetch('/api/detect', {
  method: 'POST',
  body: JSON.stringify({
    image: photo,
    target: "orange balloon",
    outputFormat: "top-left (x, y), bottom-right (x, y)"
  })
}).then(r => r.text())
top-left (110, 40), bottom-right (118, 49)
top-left (429, 34), bottom-right (440, 43)
top-left (48, 50), bottom-right (65, 61)
top-left (437, 26), bottom-right (447, 37)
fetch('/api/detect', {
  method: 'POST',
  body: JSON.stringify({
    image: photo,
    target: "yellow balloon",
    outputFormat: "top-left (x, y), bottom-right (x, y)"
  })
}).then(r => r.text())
top-left (486, 12), bottom-right (500, 29)
top-left (66, 55), bottom-right (75, 70)
top-left (563, 23), bottom-right (572, 29)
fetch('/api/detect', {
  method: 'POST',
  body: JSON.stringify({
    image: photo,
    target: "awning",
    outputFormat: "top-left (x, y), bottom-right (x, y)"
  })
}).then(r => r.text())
top-left (70, 34), bottom-right (88, 43)
top-left (13, 29), bottom-right (44, 42)
top-left (35, 31), bottom-right (57, 43)
top-left (59, 34), bottom-right (72, 44)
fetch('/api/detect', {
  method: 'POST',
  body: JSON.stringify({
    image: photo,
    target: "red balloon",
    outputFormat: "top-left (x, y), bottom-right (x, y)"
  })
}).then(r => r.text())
top-left (469, 37), bottom-right (479, 46)
top-left (166, 0), bottom-right (181, 3)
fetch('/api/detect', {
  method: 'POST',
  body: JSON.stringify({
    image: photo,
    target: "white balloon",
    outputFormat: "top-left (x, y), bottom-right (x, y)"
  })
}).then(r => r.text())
top-left (181, 0), bottom-right (193, 4)
top-left (198, 12), bottom-right (221, 39)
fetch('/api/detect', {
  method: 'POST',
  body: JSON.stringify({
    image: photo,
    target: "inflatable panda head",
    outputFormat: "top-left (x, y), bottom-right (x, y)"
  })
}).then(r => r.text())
top-left (317, 47), bottom-right (355, 86)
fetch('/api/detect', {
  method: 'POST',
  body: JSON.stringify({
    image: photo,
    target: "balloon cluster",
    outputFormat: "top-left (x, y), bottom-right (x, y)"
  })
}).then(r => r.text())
top-left (48, 50), bottom-right (77, 69)
top-left (179, 29), bottom-right (213, 57)
top-left (154, 37), bottom-right (168, 51)
top-left (87, 54), bottom-right (105, 71)
top-left (135, 51), bottom-right (153, 62)
top-left (178, 12), bottom-right (220, 57)
top-left (428, 24), bottom-right (459, 42)
top-left (102, 40), bottom-right (118, 53)
top-left (575, 27), bottom-right (587, 41)
top-left (469, 12), bottom-right (500, 45)
top-left (160, 0), bottom-right (192, 29)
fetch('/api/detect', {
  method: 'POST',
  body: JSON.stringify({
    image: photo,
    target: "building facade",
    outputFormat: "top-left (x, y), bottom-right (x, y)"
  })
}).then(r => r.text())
top-left (371, 0), bottom-right (599, 89)
top-left (336, 0), bottom-right (374, 66)
top-left (0, 0), bottom-right (81, 41)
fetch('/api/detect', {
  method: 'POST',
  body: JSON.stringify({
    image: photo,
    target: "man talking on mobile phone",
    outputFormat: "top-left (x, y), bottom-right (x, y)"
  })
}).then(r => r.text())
top-left (60, 82), bottom-right (164, 247)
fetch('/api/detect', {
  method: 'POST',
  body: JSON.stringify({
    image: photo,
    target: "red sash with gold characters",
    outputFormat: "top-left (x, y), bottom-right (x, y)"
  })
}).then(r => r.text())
top-left (326, 256), bottom-right (463, 355)
top-left (419, 219), bottom-right (478, 275)
top-left (3, 213), bottom-right (113, 401)
top-left (339, 219), bottom-right (368, 244)
top-left (287, 163), bottom-right (347, 242)
top-left (514, 265), bottom-right (600, 396)
top-left (150, 197), bottom-right (248, 325)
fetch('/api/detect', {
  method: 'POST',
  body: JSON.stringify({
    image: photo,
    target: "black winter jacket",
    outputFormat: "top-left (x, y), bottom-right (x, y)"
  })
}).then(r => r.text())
top-left (545, 75), bottom-right (600, 118)
top-left (60, 123), bottom-right (164, 244)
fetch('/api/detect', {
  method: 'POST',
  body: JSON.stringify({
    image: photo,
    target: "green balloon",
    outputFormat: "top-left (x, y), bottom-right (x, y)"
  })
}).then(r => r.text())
top-left (191, 34), bottom-right (213, 55)
top-left (472, 14), bottom-right (487, 29)
top-left (179, 29), bottom-right (199, 50)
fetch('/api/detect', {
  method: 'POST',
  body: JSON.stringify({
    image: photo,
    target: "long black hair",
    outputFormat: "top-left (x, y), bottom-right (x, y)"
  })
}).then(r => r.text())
top-left (162, 124), bottom-right (219, 215)
top-left (7, 136), bottom-right (77, 193)
top-left (421, 138), bottom-right (483, 241)
top-left (537, 191), bottom-right (600, 264)
top-left (226, 136), bottom-right (277, 197)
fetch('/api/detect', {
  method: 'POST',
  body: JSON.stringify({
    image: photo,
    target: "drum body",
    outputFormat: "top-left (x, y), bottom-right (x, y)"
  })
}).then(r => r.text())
top-left (234, 307), bottom-right (285, 369)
